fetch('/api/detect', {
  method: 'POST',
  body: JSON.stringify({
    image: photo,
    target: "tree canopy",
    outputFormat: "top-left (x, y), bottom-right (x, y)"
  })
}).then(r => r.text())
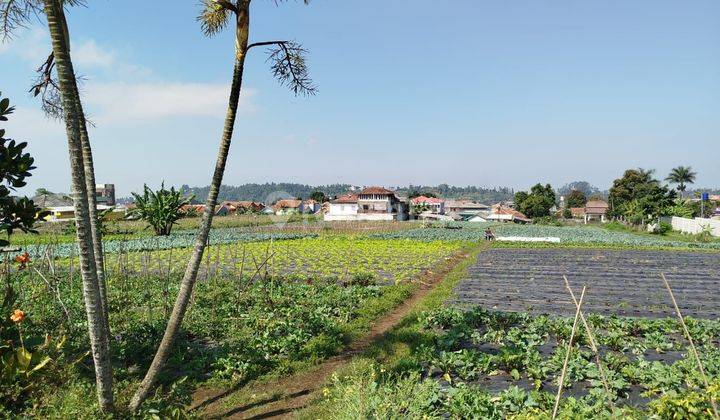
top-left (515, 183), bottom-right (556, 218)
top-left (608, 168), bottom-right (676, 223)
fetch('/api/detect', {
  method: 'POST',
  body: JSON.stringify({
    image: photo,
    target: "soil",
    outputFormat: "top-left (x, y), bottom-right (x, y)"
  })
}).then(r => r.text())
top-left (189, 251), bottom-right (471, 419)
top-left (450, 248), bottom-right (720, 319)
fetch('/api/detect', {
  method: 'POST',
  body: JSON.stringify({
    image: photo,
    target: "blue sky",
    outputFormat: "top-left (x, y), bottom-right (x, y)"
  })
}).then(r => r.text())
top-left (1, 0), bottom-right (719, 196)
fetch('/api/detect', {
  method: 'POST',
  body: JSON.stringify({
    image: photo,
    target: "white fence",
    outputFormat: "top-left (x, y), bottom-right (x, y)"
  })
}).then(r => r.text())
top-left (666, 216), bottom-right (720, 237)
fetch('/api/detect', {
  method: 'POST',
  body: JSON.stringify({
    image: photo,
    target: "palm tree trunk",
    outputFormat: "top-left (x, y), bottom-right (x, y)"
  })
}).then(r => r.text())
top-left (43, 0), bottom-right (114, 412)
top-left (77, 105), bottom-right (111, 340)
top-left (129, 5), bottom-right (250, 412)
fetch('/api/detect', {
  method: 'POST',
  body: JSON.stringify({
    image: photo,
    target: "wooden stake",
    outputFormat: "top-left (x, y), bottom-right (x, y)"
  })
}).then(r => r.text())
top-left (563, 275), bottom-right (615, 411)
top-left (661, 273), bottom-right (719, 420)
top-left (553, 285), bottom-right (586, 420)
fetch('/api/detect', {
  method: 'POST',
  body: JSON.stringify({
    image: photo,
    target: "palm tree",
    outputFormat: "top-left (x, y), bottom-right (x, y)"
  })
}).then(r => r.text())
top-left (43, 0), bottom-right (114, 412)
top-left (665, 166), bottom-right (697, 199)
top-left (129, 0), bottom-right (315, 411)
top-left (2, 0), bottom-right (115, 412)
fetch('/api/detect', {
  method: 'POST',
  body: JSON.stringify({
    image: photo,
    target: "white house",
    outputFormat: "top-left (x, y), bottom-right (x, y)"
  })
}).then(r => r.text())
top-left (324, 194), bottom-right (360, 221)
top-left (324, 187), bottom-right (408, 221)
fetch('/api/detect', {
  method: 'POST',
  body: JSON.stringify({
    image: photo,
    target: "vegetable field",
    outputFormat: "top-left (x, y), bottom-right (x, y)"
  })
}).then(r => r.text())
top-left (56, 237), bottom-right (467, 285)
top-left (450, 248), bottom-right (720, 319)
top-left (373, 223), bottom-right (720, 250)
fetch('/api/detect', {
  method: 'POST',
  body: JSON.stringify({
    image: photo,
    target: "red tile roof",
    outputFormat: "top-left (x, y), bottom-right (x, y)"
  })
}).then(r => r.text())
top-left (411, 196), bottom-right (444, 204)
top-left (359, 186), bottom-right (395, 195)
top-left (585, 199), bottom-right (609, 215)
top-left (273, 199), bottom-right (302, 210)
top-left (493, 206), bottom-right (531, 222)
top-left (332, 194), bottom-right (358, 204)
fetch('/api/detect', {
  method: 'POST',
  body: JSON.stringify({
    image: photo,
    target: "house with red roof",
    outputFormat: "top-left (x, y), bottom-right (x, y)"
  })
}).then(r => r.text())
top-left (324, 187), bottom-right (408, 221)
top-left (411, 196), bottom-right (445, 215)
top-left (486, 205), bottom-right (531, 224)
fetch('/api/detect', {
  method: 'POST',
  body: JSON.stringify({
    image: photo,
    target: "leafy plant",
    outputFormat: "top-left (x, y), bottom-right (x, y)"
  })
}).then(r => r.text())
top-left (0, 92), bottom-right (47, 246)
top-left (128, 184), bottom-right (194, 236)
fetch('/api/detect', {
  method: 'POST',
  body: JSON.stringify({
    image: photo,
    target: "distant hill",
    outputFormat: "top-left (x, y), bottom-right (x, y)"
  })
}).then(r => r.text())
top-left (175, 183), bottom-right (515, 204)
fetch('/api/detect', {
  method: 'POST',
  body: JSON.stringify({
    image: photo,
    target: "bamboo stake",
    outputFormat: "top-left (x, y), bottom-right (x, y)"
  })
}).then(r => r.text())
top-left (563, 275), bottom-right (615, 411)
top-left (553, 285), bottom-right (586, 420)
top-left (661, 273), bottom-right (719, 420)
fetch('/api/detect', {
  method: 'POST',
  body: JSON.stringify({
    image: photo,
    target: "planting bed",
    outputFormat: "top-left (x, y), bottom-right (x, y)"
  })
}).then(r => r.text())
top-left (450, 248), bottom-right (720, 319)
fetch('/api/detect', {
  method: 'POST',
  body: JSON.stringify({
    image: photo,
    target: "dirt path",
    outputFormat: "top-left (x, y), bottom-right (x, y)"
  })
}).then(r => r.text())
top-left (190, 250), bottom-right (472, 419)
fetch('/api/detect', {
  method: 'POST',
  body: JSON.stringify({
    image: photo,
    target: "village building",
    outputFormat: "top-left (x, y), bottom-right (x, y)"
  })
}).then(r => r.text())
top-left (219, 201), bottom-right (265, 214)
top-left (584, 199), bottom-right (609, 223)
top-left (411, 196), bottom-right (445, 214)
top-left (486, 205), bottom-right (531, 224)
top-left (325, 187), bottom-right (408, 221)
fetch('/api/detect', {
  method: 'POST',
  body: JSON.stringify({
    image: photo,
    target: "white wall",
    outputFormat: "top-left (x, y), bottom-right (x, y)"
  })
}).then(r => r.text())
top-left (327, 203), bottom-right (358, 216)
top-left (667, 216), bottom-right (720, 237)
top-left (324, 213), bottom-right (395, 221)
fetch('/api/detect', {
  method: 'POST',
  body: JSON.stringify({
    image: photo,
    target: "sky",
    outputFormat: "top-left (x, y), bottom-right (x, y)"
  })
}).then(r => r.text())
top-left (1, 0), bottom-right (719, 197)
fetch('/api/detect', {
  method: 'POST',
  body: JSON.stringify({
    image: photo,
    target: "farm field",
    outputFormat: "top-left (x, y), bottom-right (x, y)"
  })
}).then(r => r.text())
top-left (2, 227), bottom-right (471, 417)
top-left (450, 248), bottom-right (720, 318)
top-left (62, 237), bottom-right (466, 284)
top-left (374, 222), bottom-right (720, 250)
top-left (304, 244), bottom-right (720, 419)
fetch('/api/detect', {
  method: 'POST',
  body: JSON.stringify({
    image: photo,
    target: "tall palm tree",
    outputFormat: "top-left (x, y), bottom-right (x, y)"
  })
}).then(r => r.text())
top-left (2, 0), bottom-right (114, 412)
top-left (42, 0), bottom-right (114, 412)
top-left (129, 0), bottom-right (315, 411)
top-left (665, 166), bottom-right (697, 198)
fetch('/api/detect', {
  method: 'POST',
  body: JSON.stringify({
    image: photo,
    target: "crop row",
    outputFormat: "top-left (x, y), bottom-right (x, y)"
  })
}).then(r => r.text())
top-left (372, 222), bottom-right (720, 249)
top-left (95, 238), bottom-right (465, 284)
top-left (319, 306), bottom-right (720, 418)
top-left (20, 229), bottom-right (317, 260)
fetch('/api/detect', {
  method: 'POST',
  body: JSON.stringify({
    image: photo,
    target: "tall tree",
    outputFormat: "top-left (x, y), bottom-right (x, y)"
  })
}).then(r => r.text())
top-left (515, 183), bottom-right (556, 218)
top-left (129, 0), bottom-right (315, 411)
top-left (608, 168), bottom-right (676, 223)
top-left (665, 166), bottom-right (697, 199)
top-left (565, 189), bottom-right (587, 208)
top-left (1, 0), bottom-right (115, 412)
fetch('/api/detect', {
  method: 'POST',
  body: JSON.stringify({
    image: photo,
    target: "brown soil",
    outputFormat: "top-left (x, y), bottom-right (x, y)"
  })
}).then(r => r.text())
top-left (189, 250), bottom-right (471, 419)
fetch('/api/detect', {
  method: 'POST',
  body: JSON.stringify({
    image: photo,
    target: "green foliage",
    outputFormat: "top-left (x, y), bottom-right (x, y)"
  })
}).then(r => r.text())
top-left (317, 304), bottom-right (720, 418)
top-left (309, 190), bottom-right (327, 203)
top-left (128, 183), bottom-right (194, 236)
top-left (515, 183), bottom-right (556, 218)
top-left (665, 166), bottom-right (697, 194)
top-left (652, 221), bottom-right (672, 235)
top-left (608, 168), bottom-right (676, 223)
top-left (669, 202), bottom-right (696, 218)
top-left (0, 92), bottom-right (47, 246)
top-left (562, 208), bottom-right (573, 219)
top-left (566, 189), bottom-right (587, 208)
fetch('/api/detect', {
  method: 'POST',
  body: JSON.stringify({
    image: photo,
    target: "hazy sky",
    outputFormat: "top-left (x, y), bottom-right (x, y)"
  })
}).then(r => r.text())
top-left (1, 0), bottom-right (719, 196)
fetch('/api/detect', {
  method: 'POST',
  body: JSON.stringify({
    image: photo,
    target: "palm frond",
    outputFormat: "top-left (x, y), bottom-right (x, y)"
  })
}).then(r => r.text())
top-left (198, 0), bottom-right (232, 37)
top-left (265, 40), bottom-right (316, 96)
top-left (1, 0), bottom-right (85, 40)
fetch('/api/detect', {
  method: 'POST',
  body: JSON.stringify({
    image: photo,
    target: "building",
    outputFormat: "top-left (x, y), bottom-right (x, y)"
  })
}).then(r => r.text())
top-left (584, 199), bottom-right (609, 223)
top-left (45, 204), bottom-right (123, 222)
top-left (96, 184), bottom-right (116, 206)
top-left (486, 205), bottom-right (531, 223)
top-left (324, 187), bottom-right (408, 221)
top-left (273, 199), bottom-right (303, 215)
top-left (325, 194), bottom-right (359, 220)
top-left (411, 196), bottom-right (445, 215)
top-left (218, 201), bottom-right (265, 214)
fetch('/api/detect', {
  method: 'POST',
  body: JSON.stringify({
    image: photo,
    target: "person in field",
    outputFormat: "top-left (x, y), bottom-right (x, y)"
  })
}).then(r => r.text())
top-left (484, 227), bottom-right (495, 241)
